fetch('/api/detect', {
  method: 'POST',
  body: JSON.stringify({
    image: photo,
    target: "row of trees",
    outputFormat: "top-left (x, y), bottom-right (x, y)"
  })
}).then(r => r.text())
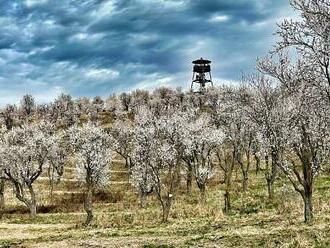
top-left (1, 73), bottom-right (328, 224)
top-left (0, 122), bottom-right (111, 226)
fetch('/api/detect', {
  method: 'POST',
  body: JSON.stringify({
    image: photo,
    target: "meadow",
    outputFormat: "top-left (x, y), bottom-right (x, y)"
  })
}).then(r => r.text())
top-left (0, 158), bottom-right (329, 248)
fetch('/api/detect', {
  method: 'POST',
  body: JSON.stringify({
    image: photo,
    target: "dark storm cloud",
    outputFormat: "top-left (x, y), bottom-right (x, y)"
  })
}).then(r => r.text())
top-left (0, 0), bottom-right (295, 105)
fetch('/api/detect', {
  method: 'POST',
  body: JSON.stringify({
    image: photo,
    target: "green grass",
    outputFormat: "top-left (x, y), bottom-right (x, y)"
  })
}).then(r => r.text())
top-left (0, 161), bottom-right (329, 247)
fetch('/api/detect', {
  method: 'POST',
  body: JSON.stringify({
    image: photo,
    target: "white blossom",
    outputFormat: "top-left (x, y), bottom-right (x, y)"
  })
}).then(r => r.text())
top-left (68, 122), bottom-right (112, 187)
top-left (0, 121), bottom-right (60, 216)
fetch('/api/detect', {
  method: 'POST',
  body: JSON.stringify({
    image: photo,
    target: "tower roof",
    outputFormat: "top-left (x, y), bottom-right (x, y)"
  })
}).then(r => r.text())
top-left (192, 58), bottom-right (211, 64)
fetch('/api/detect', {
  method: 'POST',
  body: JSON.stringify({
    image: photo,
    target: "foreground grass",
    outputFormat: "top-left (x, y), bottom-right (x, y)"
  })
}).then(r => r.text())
top-left (1, 212), bottom-right (329, 247)
top-left (0, 163), bottom-right (329, 247)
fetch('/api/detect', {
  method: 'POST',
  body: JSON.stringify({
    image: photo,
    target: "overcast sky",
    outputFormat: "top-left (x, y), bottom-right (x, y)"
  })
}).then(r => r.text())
top-left (0, 0), bottom-right (297, 105)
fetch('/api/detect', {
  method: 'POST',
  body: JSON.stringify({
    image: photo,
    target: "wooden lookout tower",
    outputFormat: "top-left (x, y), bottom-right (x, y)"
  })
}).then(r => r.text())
top-left (191, 58), bottom-right (213, 92)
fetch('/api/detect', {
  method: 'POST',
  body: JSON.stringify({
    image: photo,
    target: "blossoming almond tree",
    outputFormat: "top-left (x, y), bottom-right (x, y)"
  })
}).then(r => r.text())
top-left (202, 86), bottom-right (241, 210)
top-left (185, 114), bottom-right (224, 204)
top-left (215, 147), bottom-right (235, 213)
top-left (130, 124), bottom-right (154, 208)
top-left (19, 94), bottom-right (35, 117)
top-left (242, 75), bottom-right (287, 200)
top-left (68, 122), bottom-right (112, 226)
top-left (256, 1), bottom-right (330, 223)
top-left (130, 107), bottom-right (188, 222)
top-left (155, 110), bottom-right (191, 222)
top-left (280, 89), bottom-right (330, 223)
top-left (218, 86), bottom-right (254, 193)
top-left (130, 106), bottom-right (172, 208)
top-left (50, 94), bottom-right (77, 128)
top-left (47, 131), bottom-right (68, 198)
top-left (110, 119), bottom-right (135, 168)
top-left (275, 0), bottom-right (330, 104)
top-left (0, 122), bottom-right (60, 217)
top-left (259, 57), bottom-right (330, 222)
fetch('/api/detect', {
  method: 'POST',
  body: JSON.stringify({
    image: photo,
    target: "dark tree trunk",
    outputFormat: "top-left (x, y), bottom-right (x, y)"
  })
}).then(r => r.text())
top-left (285, 141), bottom-right (315, 224)
top-left (162, 206), bottom-right (170, 223)
top-left (224, 172), bottom-right (232, 214)
top-left (28, 184), bottom-right (37, 218)
top-left (236, 151), bottom-right (250, 193)
top-left (29, 202), bottom-right (37, 218)
top-left (139, 192), bottom-right (147, 208)
top-left (0, 180), bottom-right (4, 219)
top-left (48, 166), bottom-right (55, 201)
top-left (198, 183), bottom-right (206, 204)
top-left (162, 197), bottom-right (172, 223)
top-left (222, 150), bottom-right (235, 214)
top-left (242, 170), bottom-right (249, 192)
top-left (224, 189), bottom-right (231, 213)
top-left (254, 154), bottom-right (260, 175)
top-left (186, 165), bottom-right (193, 194)
top-left (156, 159), bottom-right (181, 223)
top-left (84, 185), bottom-right (93, 226)
top-left (12, 181), bottom-right (37, 218)
top-left (237, 160), bottom-right (249, 193)
top-left (301, 148), bottom-right (314, 224)
top-left (301, 155), bottom-right (313, 223)
top-left (265, 154), bottom-right (277, 200)
top-left (303, 193), bottom-right (313, 223)
top-left (266, 178), bottom-right (275, 200)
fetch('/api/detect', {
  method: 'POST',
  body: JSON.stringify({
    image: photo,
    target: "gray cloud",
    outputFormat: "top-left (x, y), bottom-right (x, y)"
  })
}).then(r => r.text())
top-left (0, 0), bottom-right (295, 106)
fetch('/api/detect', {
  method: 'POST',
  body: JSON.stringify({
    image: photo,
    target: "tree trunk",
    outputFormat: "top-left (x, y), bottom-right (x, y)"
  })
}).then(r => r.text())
top-left (224, 190), bottom-right (231, 213)
top-left (237, 155), bottom-right (249, 193)
top-left (265, 154), bottom-right (277, 200)
top-left (186, 165), bottom-right (193, 194)
top-left (28, 184), bottom-right (37, 218)
top-left (162, 198), bottom-right (172, 223)
top-left (48, 166), bottom-right (55, 202)
top-left (11, 180), bottom-right (37, 218)
top-left (139, 192), bottom-right (147, 208)
top-left (254, 154), bottom-right (260, 175)
top-left (199, 184), bottom-right (206, 204)
top-left (266, 178), bottom-right (274, 200)
top-left (84, 186), bottom-right (93, 226)
top-left (158, 159), bottom-right (181, 223)
top-left (29, 203), bottom-right (37, 218)
top-left (222, 150), bottom-right (235, 214)
top-left (303, 193), bottom-right (313, 223)
top-left (242, 171), bottom-right (248, 192)
top-left (0, 180), bottom-right (4, 219)
top-left (224, 167), bottom-right (233, 213)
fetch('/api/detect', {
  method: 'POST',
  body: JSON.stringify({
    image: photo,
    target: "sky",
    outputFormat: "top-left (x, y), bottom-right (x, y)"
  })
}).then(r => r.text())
top-left (0, 0), bottom-right (297, 106)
